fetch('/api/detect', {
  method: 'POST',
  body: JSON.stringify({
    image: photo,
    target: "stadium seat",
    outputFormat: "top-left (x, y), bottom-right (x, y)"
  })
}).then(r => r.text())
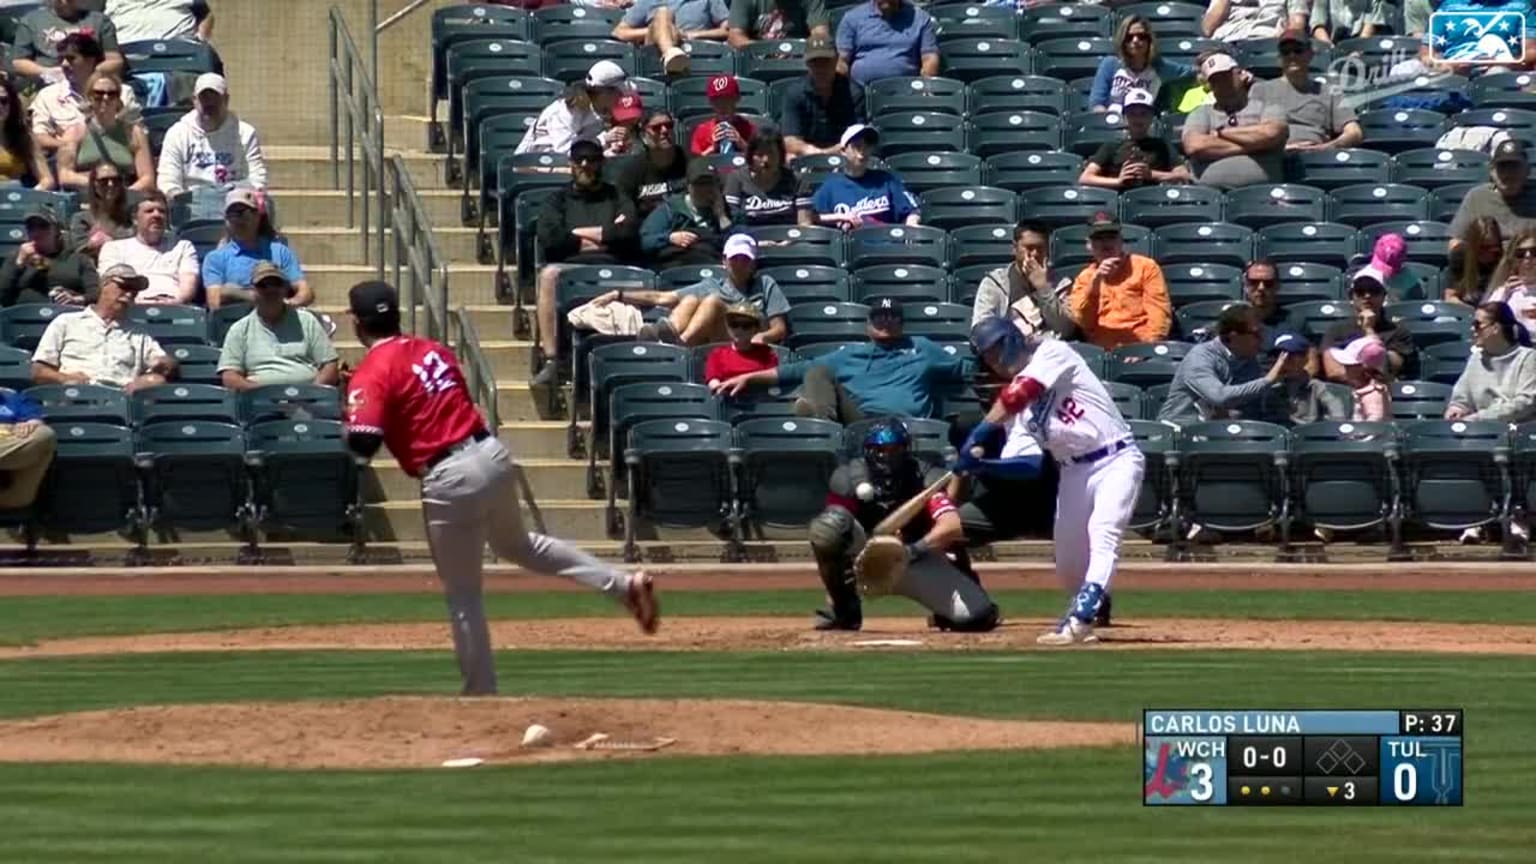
top-left (1174, 300), bottom-right (1242, 342)
top-left (718, 385), bottom-right (802, 424)
top-left (1398, 419), bottom-right (1512, 535)
top-left (1389, 380), bottom-right (1453, 421)
top-left (651, 265), bottom-right (723, 297)
top-left (1328, 183), bottom-right (1430, 227)
top-left (602, 381), bottom-right (716, 505)
top-left (1066, 341), bottom-right (1107, 377)
top-left (1419, 341), bottom-right (1471, 386)
top-left (142, 109), bottom-right (182, 158)
top-left (207, 303), bottom-right (251, 346)
top-left (1452, 107), bottom-right (1536, 139)
top-left (0, 188), bottom-right (75, 216)
top-left (1388, 301), bottom-right (1473, 349)
top-left (901, 300), bottom-right (971, 343)
top-left (786, 302), bottom-right (871, 349)
top-left (0, 303), bottom-right (68, 351)
top-left (967, 110), bottom-right (1063, 158)
top-left (168, 344), bottom-right (222, 386)
top-left (35, 420), bottom-right (141, 543)
top-left (131, 383), bottom-right (239, 425)
top-left (532, 4), bottom-right (622, 43)
top-left (967, 75), bottom-right (1067, 116)
top-left (764, 265), bottom-right (852, 304)
top-left (1020, 3), bottom-right (1113, 43)
top-left (1117, 2), bottom-right (1207, 38)
top-left (639, 40), bottom-right (736, 78)
top-left (948, 265), bottom-right (998, 305)
top-left (739, 38), bottom-right (808, 82)
top-left (1238, 40), bottom-right (1331, 80)
top-left (865, 76), bottom-right (967, 119)
top-left (1157, 35), bottom-right (1224, 68)
top-left (1429, 183), bottom-right (1475, 224)
top-left (454, 75), bottom-right (561, 184)
top-left (27, 384), bottom-right (129, 425)
top-left (846, 225), bottom-right (948, 269)
top-left (1255, 222), bottom-right (1358, 269)
top-left (872, 111), bottom-right (968, 156)
top-left (1061, 109), bottom-right (1157, 158)
top-left (124, 304), bottom-right (208, 345)
top-left (947, 224), bottom-right (1015, 270)
top-left (1274, 262), bottom-right (1345, 307)
top-left (984, 150), bottom-right (1083, 191)
top-left (1152, 222), bottom-right (1253, 267)
top-left (1361, 221), bottom-right (1452, 267)
top-left (623, 418), bottom-right (738, 557)
top-left (1286, 299), bottom-right (1354, 343)
top-left (0, 344), bottom-right (31, 389)
top-left (1105, 380), bottom-right (1147, 420)
top-left (1288, 420), bottom-right (1401, 536)
top-left (1052, 222), bottom-right (1152, 269)
top-left (122, 37), bottom-right (218, 74)
top-left (931, 4), bottom-right (1019, 41)
top-left (239, 384), bottom-right (342, 425)
top-left (542, 40), bottom-right (636, 84)
top-left (470, 116), bottom-right (547, 226)
top-left (136, 420), bottom-right (253, 539)
top-left (668, 75), bottom-right (766, 120)
top-left (1018, 186), bottom-right (1118, 230)
top-left (1291, 148), bottom-right (1392, 191)
top-left (792, 151), bottom-right (868, 186)
top-left (1120, 185), bottom-right (1224, 229)
top-left (1174, 420), bottom-right (1292, 537)
top-left (429, 5), bottom-right (531, 144)
top-left (1107, 342), bottom-right (1191, 389)
top-left (1391, 148), bottom-right (1490, 189)
top-left (444, 40), bottom-right (543, 151)
top-left (1161, 263), bottom-right (1243, 308)
top-left (1033, 37), bottom-right (1111, 80)
top-left (917, 186), bottom-right (1017, 230)
top-left (795, 341), bottom-right (857, 361)
top-left (854, 264), bottom-right (949, 304)
top-left (1509, 422), bottom-right (1536, 532)
top-left (1358, 109), bottom-right (1448, 154)
top-left (1125, 418), bottom-right (1179, 533)
top-left (748, 225), bottom-right (846, 268)
top-left (1334, 36), bottom-right (1421, 70)
top-left (736, 416), bottom-right (843, 532)
top-left (1223, 184), bottom-right (1329, 229)
top-left (245, 419), bottom-right (363, 543)
top-left (938, 36), bottom-right (1034, 83)
top-left (885, 152), bottom-right (985, 194)
top-left (1469, 71), bottom-right (1536, 108)
top-left (584, 341), bottom-right (691, 480)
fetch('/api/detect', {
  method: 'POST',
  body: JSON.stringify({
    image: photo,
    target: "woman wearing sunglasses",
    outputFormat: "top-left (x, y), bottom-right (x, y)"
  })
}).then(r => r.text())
top-left (1484, 229), bottom-right (1536, 341)
top-left (1089, 16), bottom-right (1193, 113)
top-left (68, 163), bottom-right (134, 259)
top-left (56, 70), bottom-right (154, 193)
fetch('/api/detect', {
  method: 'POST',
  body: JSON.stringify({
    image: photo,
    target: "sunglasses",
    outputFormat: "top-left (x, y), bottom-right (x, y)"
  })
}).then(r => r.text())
top-left (647, 121), bottom-right (675, 132)
top-left (1125, 33), bottom-right (1150, 43)
top-left (1517, 247), bottom-right (1536, 259)
top-left (89, 90), bottom-right (119, 101)
top-left (1246, 278), bottom-right (1276, 288)
top-left (226, 205), bottom-right (255, 217)
top-left (93, 176), bottom-right (122, 186)
top-left (1279, 45), bottom-right (1309, 56)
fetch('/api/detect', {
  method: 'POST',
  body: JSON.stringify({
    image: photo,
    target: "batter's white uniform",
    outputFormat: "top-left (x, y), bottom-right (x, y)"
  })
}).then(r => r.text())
top-left (1001, 340), bottom-right (1145, 595)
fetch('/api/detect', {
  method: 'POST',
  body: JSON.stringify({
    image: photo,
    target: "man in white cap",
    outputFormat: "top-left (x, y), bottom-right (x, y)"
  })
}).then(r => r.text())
top-left (589, 233), bottom-right (791, 346)
top-left (1180, 50), bottom-right (1288, 190)
top-left (1078, 88), bottom-right (1190, 190)
top-left (515, 61), bottom-right (631, 157)
top-left (613, 0), bottom-right (731, 75)
top-left (156, 72), bottom-right (268, 198)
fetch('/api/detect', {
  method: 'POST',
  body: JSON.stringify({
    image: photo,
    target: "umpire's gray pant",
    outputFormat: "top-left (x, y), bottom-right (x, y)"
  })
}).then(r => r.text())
top-left (421, 435), bottom-right (628, 695)
top-left (848, 525), bottom-right (995, 623)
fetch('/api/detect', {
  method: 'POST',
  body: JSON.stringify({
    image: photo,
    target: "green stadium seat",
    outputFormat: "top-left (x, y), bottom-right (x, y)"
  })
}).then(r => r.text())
top-left (1285, 299), bottom-right (1354, 343)
top-left (134, 418), bottom-right (251, 542)
top-left (207, 303), bottom-right (249, 346)
top-left (121, 37), bottom-right (218, 74)
top-left (125, 304), bottom-right (207, 345)
top-left (1452, 107), bottom-right (1536, 138)
top-left (1390, 148), bottom-right (1489, 189)
top-left (27, 384), bottom-right (129, 425)
top-left (739, 38), bottom-right (808, 82)
top-left (639, 40), bottom-right (736, 78)
top-left (1399, 419), bottom-right (1512, 535)
top-left (854, 264), bottom-right (948, 304)
top-left (1019, 185), bottom-right (1118, 230)
top-left (1125, 418), bottom-right (1178, 533)
top-left (1223, 183), bottom-right (1328, 229)
top-left (763, 265), bottom-right (852, 304)
top-left (1470, 71), bottom-right (1536, 108)
top-left (429, 5), bottom-right (531, 146)
top-left (1389, 380), bottom-right (1452, 421)
top-left (1120, 185), bottom-right (1224, 229)
top-left (946, 224), bottom-right (1015, 270)
top-left (1162, 262), bottom-right (1243, 308)
top-left (846, 225), bottom-right (948, 269)
top-left (1419, 342), bottom-right (1471, 386)
top-left (1289, 420), bottom-right (1401, 538)
top-left (748, 225), bottom-right (845, 268)
top-left (1020, 3), bottom-right (1113, 43)
top-left (0, 303), bottom-right (69, 351)
top-left (1274, 262), bottom-right (1345, 307)
top-left (488, 148), bottom-right (570, 262)
top-left (785, 302), bottom-right (871, 349)
top-left (1387, 302), bottom-right (1472, 349)
top-left (452, 75), bottom-right (560, 185)
top-left (885, 152), bottom-right (985, 195)
top-left (0, 344), bottom-right (31, 389)
top-left (1116, 2), bottom-right (1206, 38)
top-left (1152, 222), bottom-right (1253, 267)
top-left (871, 111), bottom-right (968, 156)
top-left (967, 110), bottom-right (1063, 158)
top-left (984, 150), bottom-right (1082, 192)
top-left (1175, 300), bottom-right (1242, 342)
top-left (585, 343), bottom-right (692, 492)
top-left (1157, 35), bottom-right (1223, 68)
top-left (1256, 221), bottom-right (1358, 270)
top-left (603, 380), bottom-right (717, 512)
top-left (168, 344), bottom-right (221, 386)
top-left (1175, 420), bottom-right (1292, 537)
top-left (1066, 341), bottom-right (1107, 377)
top-left (865, 76), bottom-right (967, 119)
top-left (932, 6), bottom-right (1019, 41)
top-left (1328, 183), bottom-right (1430, 228)
top-left (938, 36), bottom-right (1035, 83)
top-left (736, 416), bottom-right (842, 532)
top-left (1358, 108), bottom-right (1448, 155)
top-left (1105, 380), bottom-right (1147, 420)
top-left (918, 185), bottom-right (1017, 230)
top-left (1034, 36), bottom-right (1110, 80)
top-left (541, 39), bottom-right (636, 84)
top-left (1291, 148), bottom-right (1392, 191)
top-left (967, 74), bottom-right (1067, 116)
top-left (1431, 184), bottom-right (1476, 223)
top-left (623, 417), bottom-right (738, 559)
top-left (532, 4), bottom-right (621, 43)
top-left (39, 421), bottom-right (145, 543)
top-left (1108, 342), bottom-right (1191, 389)
top-left (445, 41), bottom-right (543, 153)
top-left (239, 384), bottom-right (342, 425)
top-left (131, 383), bottom-right (239, 425)
top-left (245, 419), bottom-right (363, 545)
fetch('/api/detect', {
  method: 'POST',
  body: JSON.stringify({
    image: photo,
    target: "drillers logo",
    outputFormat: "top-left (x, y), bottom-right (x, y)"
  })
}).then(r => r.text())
top-left (1430, 11), bottom-right (1526, 64)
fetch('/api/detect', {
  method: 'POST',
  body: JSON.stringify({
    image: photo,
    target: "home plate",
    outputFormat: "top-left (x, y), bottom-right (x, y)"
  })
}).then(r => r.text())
top-left (851, 639), bottom-right (924, 647)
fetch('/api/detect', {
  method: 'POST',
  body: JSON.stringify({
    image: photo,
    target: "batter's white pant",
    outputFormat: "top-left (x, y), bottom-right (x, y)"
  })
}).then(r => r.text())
top-left (421, 435), bottom-right (630, 695)
top-left (1053, 446), bottom-right (1145, 596)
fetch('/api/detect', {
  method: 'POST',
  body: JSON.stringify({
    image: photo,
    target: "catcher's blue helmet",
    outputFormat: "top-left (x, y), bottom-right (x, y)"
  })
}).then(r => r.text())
top-left (863, 418), bottom-right (912, 489)
top-left (970, 316), bottom-right (1032, 373)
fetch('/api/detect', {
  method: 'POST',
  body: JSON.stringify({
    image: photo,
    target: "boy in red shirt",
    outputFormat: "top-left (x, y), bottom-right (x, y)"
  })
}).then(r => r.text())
top-left (704, 302), bottom-right (779, 385)
top-left (689, 75), bottom-right (756, 156)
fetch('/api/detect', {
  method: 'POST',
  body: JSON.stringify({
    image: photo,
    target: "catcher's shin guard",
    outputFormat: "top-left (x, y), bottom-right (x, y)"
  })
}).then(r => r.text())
top-left (808, 507), bottom-right (863, 629)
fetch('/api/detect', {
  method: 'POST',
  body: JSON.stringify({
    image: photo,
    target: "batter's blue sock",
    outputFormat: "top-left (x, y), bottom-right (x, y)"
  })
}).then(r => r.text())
top-left (1070, 583), bottom-right (1105, 624)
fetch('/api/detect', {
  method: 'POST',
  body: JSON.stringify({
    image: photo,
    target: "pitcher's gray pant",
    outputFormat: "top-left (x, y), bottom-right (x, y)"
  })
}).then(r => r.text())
top-left (421, 435), bottom-right (630, 695)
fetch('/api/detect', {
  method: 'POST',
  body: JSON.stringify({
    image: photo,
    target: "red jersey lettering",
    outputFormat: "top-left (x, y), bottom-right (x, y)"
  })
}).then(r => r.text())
top-left (344, 335), bottom-right (486, 477)
top-left (926, 493), bottom-right (956, 520)
top-left (999, 376), bottom-right (1045, 414)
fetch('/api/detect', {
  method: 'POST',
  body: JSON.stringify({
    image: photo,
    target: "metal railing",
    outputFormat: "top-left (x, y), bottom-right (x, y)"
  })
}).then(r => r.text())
top-left (451, 307), bottom-right (501, 431)
top-left (327, 6), bottom-right (387, 272)
top-left (386, 154), bottom-right (449, 341)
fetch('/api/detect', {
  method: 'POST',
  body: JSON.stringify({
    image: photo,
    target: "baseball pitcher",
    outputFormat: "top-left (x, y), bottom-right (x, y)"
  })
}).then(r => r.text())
top-left (961, 317), bottom-right (1145, 645)
top-left (808, 418), bottom-right (1002, 633)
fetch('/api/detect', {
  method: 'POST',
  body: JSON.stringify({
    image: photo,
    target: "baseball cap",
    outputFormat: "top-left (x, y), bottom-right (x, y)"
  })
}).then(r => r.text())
top-left (195, 72), bottom-right (228, 95)
top-left (723, 233), bottom-right (757, 260)
top-left (251, 261), bottom-right (288, 287)
top-left (224, 186), bottom-right (260, 213)
top-left (99, 263), bottom-right (148, 293)
top-left (1087, 211), bottom-right (1121, 237)
top-left (612, 92), bottom-right (644, 124)
top-left (1328, 336), bottom-right (1388, 370)
top-left (1200, 51), bottom-right (1239, 78)
top-left (1370, 233), bottom-right (1407, 278)
top-left (1272, 331), bottom-right (1310, 355)
top-left (585, 60), bottom-right (630, 90)
top-left (1493, 138), bottom-right (1529, 165)
top-left (686, 158), bottom-right (718, 185)
top-left (705, 75), bottom-right (740, 100)
top-left (724, 302), bottom-right (763, 325)
top-left (868, 296), bottom-right (903, 318)
top-left (569, 138), bottom-right (604, 161)
top-left (839, 123), bottom-right (879, 149)
top-left (23, 205), bottom-right (60, 228)
top-left (805, 36), bottom-right (837, 62)
top-left (1277, 27), bottom-right (1309, 48)
top-left (1122, 88), bottom-right (1155, 111)
top-left (349, 280), bottom-right (401, 322)
top-left (1351, 265), bottom-right (1388, 295)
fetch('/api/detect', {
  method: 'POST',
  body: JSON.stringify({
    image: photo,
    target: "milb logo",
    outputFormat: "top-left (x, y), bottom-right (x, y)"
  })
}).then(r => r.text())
top-left (1430, 10), bottom-right (1526, 64)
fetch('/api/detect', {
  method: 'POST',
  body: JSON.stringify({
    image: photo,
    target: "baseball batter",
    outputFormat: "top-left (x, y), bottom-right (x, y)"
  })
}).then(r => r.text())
top-left (342, 281), bottom-right (659, 695)
top-left (962, 317), bottom-right (1144, 645)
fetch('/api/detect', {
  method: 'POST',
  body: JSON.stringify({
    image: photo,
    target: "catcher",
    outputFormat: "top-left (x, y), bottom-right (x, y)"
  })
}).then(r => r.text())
top-left (809, 418), bottom-right (1002, 632)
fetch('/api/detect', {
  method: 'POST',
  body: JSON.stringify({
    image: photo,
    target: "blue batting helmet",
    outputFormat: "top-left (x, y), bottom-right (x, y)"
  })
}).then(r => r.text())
top-left (970, 316), bottom-right (1032, 373)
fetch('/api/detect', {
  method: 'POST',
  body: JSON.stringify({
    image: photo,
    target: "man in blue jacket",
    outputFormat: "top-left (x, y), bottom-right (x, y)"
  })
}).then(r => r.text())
top-left (711, 296), bottom-right (969, 420)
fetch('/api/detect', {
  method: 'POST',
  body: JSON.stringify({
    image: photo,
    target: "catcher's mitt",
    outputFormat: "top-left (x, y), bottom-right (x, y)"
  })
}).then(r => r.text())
top-left (854, 535), bottom-right (908, 597)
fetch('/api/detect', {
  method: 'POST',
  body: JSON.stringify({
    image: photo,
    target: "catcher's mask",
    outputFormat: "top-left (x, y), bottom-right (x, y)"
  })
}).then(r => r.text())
top-left (970, 316), bottom-right (1034, 379)
top-left (864, 417), bottom-right (912, 495)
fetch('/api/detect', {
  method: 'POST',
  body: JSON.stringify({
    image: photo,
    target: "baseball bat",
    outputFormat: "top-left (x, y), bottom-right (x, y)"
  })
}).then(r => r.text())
top-left (871, 470), bottom-right (956, 536)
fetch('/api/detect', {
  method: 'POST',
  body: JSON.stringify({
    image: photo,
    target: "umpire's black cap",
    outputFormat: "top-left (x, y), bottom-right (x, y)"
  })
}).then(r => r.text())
top-left (349, 280), bottom-right (401, 329)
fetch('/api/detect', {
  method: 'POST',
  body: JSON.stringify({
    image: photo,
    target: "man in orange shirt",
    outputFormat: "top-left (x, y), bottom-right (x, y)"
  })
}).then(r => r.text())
top-left (1068, 213), bottom-right (1171, 350)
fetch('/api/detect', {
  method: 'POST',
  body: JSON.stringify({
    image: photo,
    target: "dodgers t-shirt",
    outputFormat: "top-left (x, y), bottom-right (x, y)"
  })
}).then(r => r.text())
top-left (809, 169), bottom-right (918, 225)
top-left (724, 168), bottom-right (810, 225)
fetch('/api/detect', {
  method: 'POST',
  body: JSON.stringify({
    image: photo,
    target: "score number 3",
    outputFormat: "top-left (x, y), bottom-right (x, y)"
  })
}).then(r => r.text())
top-left (412, 351), bottom-right (457, 394)
top-left (1189, 762), bottom-right (1214, 802)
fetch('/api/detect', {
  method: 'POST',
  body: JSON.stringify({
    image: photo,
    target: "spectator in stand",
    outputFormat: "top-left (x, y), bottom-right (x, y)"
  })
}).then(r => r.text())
top-left (640, 158), bottom-right (735, 267)
top-left (1250, 29), bottom-right (1362, 152)
top-left (0, 386), bottom-right (56, 512)
top-left (1181, 51), bottom-right (1289, 189)
top-left (1308, 0), bottom-right (1384, 45)
top-left (1089, 15), bottom-right (1194, 113)
top-left (11, 0), bottom-right (123, 84)
top-left (1258, 330), bottom-right (1350, 426)
top-left (1448, 300), bottom-right (1536, 422)
top-left (603, 92), bottom-right (646, 158)
top-left (1078, 88), bottom-right (1190, 190)
top-left (712, 295), bottom-right (969, 420)
top-left (612, 0), bottom-right (731, 76)
top-left (156, 73), bottom-right (266, 204)
top-left (1242, 259), bottom-right (1294, 344)
top-left (0, 78), bottom-right (55, 189)
top-left (703, 302), bottom-right (780, 386)
top-left (1361, 233), bottom-right (1422, 300)
top-left (0, 205), bottom-right (96, 307)
top-left (216, 262), bottom-right (339, 392)
top-left (613, 109), bottom-right (688, 218)
top-left (1320, 268), bottom-right (1415, 382)
top-left (1447, 216), bottom-right (1503, 306)
top-left (69, 162), bottom-right (134, 258)
top-left (688, 75), bottom-right (757, 157)
top-left (105, 0), bottom-right (214, 44)
top-left (970, 221), bottom-right (1075, 340)
top-left (1158, 305), bottom-right (1289, 422)
top-left (835, 0), bottom-right (939, 88)
top-left (781, 36), bottom-right (865, 160)
top-left (31, 263), bottom-right (175, 390)
top-left (1483, 227), bottom-right (1536, 340)
top-left (809, 125), bottom-right (919, 230)
top-left (56, 70), bottom-right (153, 192)
top-left (1068, 213), bottom-right (1171, 350)
top-left (1329, 334), bottom-right (1390, 420)
top-left (1449, 140), bottom-right (1536, 251)
top-left (529, 138), bottom-right (640, 387)
top-left (588, 233), bottom-right (789, 345)
top-left (29, 31), bottom-right (141, 156)
top-left (1203, 0), bottom-right (1307, 42)
top-left (727, 0), bottom-right (829, 49)
top-left (97, 192), bottom-right (199, 305)
top-left (516, 61), bottom-right (630, 157)
top-left (201, 187), bottom-right (312, 309)
top-left (724, 128), bottom-right (811, 226)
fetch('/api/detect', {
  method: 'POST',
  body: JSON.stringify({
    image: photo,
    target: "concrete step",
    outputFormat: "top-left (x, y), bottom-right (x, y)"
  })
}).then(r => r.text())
top-left (336, 339), bottom-right (530, 387)
top-left (314, 305), bottom-right (520, 341)
top-left (285, 226), bottom-right (481, 267)
top-left (265, 145), bottom-right (445, 192)
top-left (388, 115), bottom-right (433, 153)
top-left (367, 458), bottom-right (596, 503)
top-left (306, 264), bottom-right (503, 306)
top-left (274, 188), bottom-right (463, 228)
top-left (367, 499), bottom-right (731, 543)
top-left (499, 422), bottom-right (578, 459)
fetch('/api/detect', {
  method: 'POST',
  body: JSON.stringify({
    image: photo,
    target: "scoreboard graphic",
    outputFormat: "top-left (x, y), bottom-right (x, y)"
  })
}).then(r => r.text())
top-left (1141, 710), bottom-right (1462, 807)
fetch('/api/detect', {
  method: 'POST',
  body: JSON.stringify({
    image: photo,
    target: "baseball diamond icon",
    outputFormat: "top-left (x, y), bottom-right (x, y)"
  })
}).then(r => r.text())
top-left (1315, 739), bottom-right (1368, 775)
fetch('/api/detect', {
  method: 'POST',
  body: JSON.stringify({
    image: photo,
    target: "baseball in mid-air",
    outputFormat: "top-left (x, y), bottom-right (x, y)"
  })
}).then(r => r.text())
top-left (855, 481), bottom-right (875, 501)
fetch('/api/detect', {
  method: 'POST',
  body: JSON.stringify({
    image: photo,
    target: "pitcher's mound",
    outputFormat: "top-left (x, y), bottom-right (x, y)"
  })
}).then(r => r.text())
top-left (0, 697), bottom-right (1134, 769)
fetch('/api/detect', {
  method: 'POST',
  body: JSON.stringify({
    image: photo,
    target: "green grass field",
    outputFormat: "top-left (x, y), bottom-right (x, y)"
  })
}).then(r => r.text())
top-left (0, 590), bottom-right (1530, 863)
